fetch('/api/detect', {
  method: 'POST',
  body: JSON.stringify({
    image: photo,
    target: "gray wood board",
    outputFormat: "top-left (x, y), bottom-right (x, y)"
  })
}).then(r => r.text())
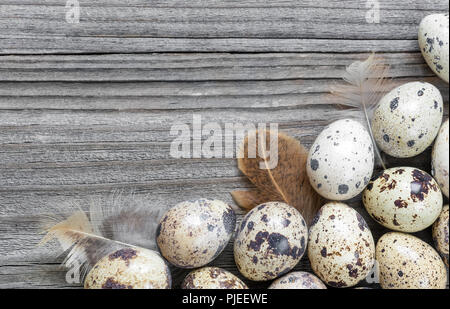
top-left (0, 0), bottom-right (448, 54)
top-left (0, 0), bottom-right (449, 289)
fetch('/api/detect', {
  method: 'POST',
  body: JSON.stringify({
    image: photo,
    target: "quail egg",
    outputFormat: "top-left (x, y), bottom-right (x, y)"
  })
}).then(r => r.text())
top-left (308, 202), bottom-right (375, 288)
top-left (181, 267), bottom-right (248, 289)
top-left (307, 119), bottom-right (374, 200)
top-left (376, 232), bottom-right (447, 289)
top-left (432, 119), bottom-right (449, 198)
top-left (419, 14), bottom-right (449, 83)
top-left (156, 198), bottom-right (236, 268)
top-left (363, 167), bottom-right (443, 233)
top-left (234, 202), bottom-right (308, 281)
top-left (372, 81), bottom-right (443, 158)
top-left (84, 247), bottom-right (171, 289)
top-left (432, 205), bottom-right (449, 267)
top-left (268, 272), bottom-right (327, 289)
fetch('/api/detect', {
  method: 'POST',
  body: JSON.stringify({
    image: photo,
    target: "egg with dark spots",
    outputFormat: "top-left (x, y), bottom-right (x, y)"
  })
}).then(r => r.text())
top-left (432, 119), bottom-right (449, 198)
top-left (307, 119), bottom-right (374, 200)
top-left (372, 82), bottom-right (443, 158)
top-left (268, 272), bottom-right (327, 289)
top-left (308, 202), bottom-right (375, 288)
top-left (234, 202), bottom-right (308, 281)
top-left (376, 232), bottom-right (447, 289)
top-left (157, 199), bottom-right (236, 268)
top-left (432, 205), bottom-right (449, 267)
top-left (84, 248), bottom-right (171, 289)
top-left (363, 167), bottom-right (443, 233)
top-left (419, 14), bottom-right (449, 83)
top-left (181, 267), bottom-right (248, 289)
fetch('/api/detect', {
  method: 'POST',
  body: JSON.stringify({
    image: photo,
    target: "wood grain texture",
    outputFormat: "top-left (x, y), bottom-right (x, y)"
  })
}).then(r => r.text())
top-left (0, 0), bottom-right (448, 289)
top-left (0, 0), bottom-right (448, 54)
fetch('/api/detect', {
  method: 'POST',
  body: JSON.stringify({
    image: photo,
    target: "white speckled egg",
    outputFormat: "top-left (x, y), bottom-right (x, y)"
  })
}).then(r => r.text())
top-left (156, 198), bottom-right (236, 268)
top-left (432, 119), bottom-right (449, 198)
top-left (234, 202), bottom-right (308, 281)
top-left (419, 14), bottom-right (449, 83)
top-left (363, 167), bottom-right (443, 233)
top-left (268, 271), bottom-right (327, 289)
top-left (308, 202), bottom-right (375, 288)
top-left (84, 247), bottom-right (171, 289)
top-left (376, 232), bottom-right (447, 289)
top-left (181, 267), bottom-right (248, 289)
top-left (307, 119), bottom-right (374, 200)
top-left (372, 82), bottom-right (443, 158)
top-left (432, 205), bottom-right (449, 267)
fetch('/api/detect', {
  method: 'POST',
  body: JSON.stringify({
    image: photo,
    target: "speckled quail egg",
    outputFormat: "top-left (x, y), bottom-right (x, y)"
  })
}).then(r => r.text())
top-left (432, 205), bottom-right (449, 267)
top-left (432, 119), bottom-right (449, 198)
top-left (181, 267), bottom-right (248, 289)
top-left (156, 198), bottom-right (236, 268)
top-left (308, 202), bottom-right (375, 288)
top-left (363, 167), bottom-right (443, 233)
top-left (268, 271), bottom-right (327, 289)
top-left (372, 81), bottom-right (443, 158)
top-left (307, 119), bottom-right (374, 200)
top-left (84, 247), bottom-right (171, 289)
top-left (376, 232), bottom-right (447, 289)
top-left (234, 202), bottom-right (308, 281)
top-left (419, 14), bottom-right (449, 83)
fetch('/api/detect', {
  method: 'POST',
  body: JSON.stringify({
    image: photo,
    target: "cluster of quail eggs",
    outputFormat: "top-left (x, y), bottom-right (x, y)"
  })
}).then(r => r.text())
top-left (305, 13), bottom-right (449, 289)
top-left (81, 13), bottom-right (448, 290)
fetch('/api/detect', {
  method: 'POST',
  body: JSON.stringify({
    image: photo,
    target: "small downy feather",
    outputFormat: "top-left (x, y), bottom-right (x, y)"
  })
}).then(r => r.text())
top-left (330, 53), bottom-right (394, 169)
top-left (231, 130), bottom-right (322, 225)
top-left (40, 193), bottom-right (167, 281)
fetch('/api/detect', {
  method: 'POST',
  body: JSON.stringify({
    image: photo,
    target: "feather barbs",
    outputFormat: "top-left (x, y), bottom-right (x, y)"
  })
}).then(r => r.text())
top-left (232, 130), bottom-right (323, 225)
top-left (330, 53), bottom-right (394, 169)
top-left (39, 193), bottom-right (166, 280)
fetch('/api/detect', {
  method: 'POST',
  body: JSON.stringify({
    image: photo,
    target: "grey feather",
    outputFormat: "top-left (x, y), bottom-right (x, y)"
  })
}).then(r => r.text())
top-left (329, 54), bottom-right (394, 169)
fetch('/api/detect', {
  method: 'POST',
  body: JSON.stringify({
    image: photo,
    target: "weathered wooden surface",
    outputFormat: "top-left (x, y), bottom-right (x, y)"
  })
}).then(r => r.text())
top-left (0, 0), bottom-right (448, 289)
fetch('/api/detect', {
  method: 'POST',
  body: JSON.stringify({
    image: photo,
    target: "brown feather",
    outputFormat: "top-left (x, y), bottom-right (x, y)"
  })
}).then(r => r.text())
top-left (232, 130), bottom-right (322, 225)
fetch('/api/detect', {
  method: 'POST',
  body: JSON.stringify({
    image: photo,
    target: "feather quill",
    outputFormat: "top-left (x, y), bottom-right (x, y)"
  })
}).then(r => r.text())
top-left (329, 53), bottom-right (394, 169)
top-left (231, 130), bottom-right (322, 225)
top-left (40, 193), bottom-right (166, 281)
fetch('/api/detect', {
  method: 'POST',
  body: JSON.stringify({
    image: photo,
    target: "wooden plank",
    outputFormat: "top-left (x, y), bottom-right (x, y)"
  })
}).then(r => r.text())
top-left (0, 52), bottom-right (448, 111)
top-left (1, 0), bottom-right (448, 10)
top-left (0, 0), bottom-right (448, 54)
top-left (0, 37), bottom-right (423, 54)
top-left (0, 6), bottom-right (435, 39)
top-left (0, 53), bottom-right (439, 82)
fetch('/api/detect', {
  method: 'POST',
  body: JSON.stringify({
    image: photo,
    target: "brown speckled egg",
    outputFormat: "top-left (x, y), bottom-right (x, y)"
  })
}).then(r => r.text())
top-left (268, 272), bottom-right (327, 289)
top-left (84, 247), bottom-right (171, 289)
top-left (432, 119), bottom-right (449, 198)
top-left (419, 14), bottom-right (449, 83)
top-left (308, 202), bottom-right (375, 288)
top-left (156, 198), bottom-right (236, 268)
top-left (181, 267), bottom-right (248, 289)
top-left (432, 205), bottom-right (449, 267)
top-left (376, 232), bottom-right (447, 289)
top-left (234, 202), bottom-right (308, 281)
top-left (372, 82), bottom-right (443, 158)
top-left (307, 119), bottom-right (374, 201)
top-left (363, 167), bottom-right (443, 233)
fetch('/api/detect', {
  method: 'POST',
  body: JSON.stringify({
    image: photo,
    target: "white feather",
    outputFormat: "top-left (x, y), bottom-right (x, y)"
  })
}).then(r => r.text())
top-left (40, 191), bottom-right (167, 280)
top-left (330, 54), bottom-right (394, 169)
